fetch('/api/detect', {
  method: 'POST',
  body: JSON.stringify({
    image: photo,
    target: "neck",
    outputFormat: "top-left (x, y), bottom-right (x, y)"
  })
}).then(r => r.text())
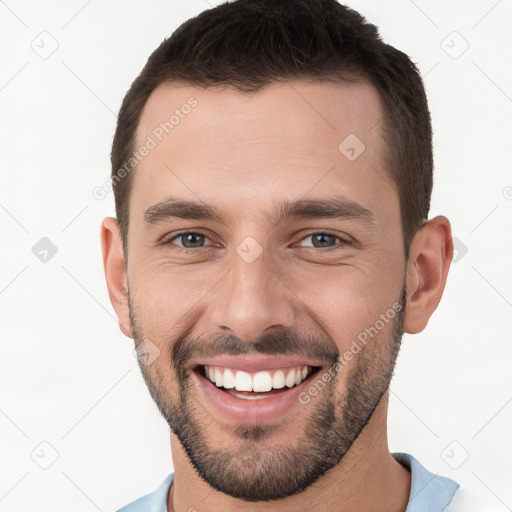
top-left (167, 391), bottom-right (411, 512)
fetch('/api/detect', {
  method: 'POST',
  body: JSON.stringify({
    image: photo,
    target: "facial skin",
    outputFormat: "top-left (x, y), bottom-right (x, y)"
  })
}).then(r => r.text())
top-left (101, 79), bottom-right (453, 512)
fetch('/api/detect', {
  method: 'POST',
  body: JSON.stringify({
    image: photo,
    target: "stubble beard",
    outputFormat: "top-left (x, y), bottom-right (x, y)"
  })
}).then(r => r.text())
top-left (128, 285), bottom-right (406, 502)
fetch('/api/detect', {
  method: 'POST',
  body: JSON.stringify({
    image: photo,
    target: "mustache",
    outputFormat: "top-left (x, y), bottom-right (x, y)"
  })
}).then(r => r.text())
top-left (172, 328), bottom-right (340, 372)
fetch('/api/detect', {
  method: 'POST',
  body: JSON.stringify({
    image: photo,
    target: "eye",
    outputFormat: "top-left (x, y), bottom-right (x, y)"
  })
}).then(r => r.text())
top-left (165, 231), bottom-right (215, 249)
top-left (297, 232), bottom-right (349, 249)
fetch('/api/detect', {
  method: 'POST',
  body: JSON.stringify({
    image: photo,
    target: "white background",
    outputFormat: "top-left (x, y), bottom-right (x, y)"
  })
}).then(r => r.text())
top-left (1, 0), bottom-right (511, 510)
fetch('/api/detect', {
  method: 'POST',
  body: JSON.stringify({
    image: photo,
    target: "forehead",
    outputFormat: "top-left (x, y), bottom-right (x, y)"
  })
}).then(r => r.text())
top-left (131, 79), bottom-right (397, 226)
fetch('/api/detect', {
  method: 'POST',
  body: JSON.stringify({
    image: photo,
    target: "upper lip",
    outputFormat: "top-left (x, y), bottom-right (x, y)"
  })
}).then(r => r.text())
top-left (193, 355), bottom-right (323, 373)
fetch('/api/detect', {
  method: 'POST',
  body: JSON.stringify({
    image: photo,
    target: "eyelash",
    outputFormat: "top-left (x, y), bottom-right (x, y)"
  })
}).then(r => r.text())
top-left (162, 230), bottom-right (351, 253)
top-left (298, 230), bottom-right (351, 251)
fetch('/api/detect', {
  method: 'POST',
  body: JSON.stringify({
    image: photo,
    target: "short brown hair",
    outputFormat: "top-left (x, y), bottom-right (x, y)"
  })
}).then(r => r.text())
top-left (111, 0), bottom-right (432, 259)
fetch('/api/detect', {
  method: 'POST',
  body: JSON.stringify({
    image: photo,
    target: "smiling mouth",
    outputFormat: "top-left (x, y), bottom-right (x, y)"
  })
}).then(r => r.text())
top-left (197, 364), bottom-right (322, 400)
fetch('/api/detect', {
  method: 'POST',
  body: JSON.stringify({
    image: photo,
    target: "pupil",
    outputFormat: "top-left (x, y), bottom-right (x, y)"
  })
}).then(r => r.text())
top-left (313, 234), bottom-right (335, 247)
top-left (184, 233), bottom-right (203, 248)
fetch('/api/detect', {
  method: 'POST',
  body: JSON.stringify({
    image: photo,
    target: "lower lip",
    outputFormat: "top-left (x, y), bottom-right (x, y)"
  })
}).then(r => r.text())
top-left (193, 368), bottom-right (318, 425)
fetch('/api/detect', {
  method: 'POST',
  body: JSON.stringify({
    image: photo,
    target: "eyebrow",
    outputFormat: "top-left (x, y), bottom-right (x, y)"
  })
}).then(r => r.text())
top-left (143, 195), bottom-right (375, 227)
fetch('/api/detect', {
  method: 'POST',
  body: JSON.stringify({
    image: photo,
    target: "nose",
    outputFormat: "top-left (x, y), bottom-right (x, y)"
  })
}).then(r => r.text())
top-left (207, 248), bottom-right (296, 342)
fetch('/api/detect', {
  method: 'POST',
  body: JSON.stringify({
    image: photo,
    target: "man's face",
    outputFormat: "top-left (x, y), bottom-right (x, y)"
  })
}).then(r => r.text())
top-left (125, 80), bottom-right (407, 500)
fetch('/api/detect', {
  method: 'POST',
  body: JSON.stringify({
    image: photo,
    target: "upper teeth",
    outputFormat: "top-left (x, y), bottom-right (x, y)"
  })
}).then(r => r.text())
top-left (204, 365), bottom-right (312, 392)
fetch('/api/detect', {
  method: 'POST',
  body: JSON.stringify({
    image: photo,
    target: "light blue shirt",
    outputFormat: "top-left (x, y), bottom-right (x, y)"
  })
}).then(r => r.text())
top-left (115, 452), bottom-right (460, 512)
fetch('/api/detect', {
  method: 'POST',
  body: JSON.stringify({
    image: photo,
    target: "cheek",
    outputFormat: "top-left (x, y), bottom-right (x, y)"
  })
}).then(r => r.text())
top-left (129, 260), bottom-right (219, 340)
top-left (283, 260), bottom-right (403, 351)
top-left (129, 245), bottom-right (404, 350)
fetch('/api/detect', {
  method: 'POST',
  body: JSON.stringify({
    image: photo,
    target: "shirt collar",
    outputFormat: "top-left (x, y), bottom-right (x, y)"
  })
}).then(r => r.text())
top-left (393, 452), bottom-right (460, 511)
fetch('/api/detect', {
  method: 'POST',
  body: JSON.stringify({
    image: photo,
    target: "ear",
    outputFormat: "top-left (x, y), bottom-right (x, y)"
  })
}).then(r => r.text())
top-left (403, 215), bottom-right (453, 334)
top-left (100, 217), bottom-right (132, 338)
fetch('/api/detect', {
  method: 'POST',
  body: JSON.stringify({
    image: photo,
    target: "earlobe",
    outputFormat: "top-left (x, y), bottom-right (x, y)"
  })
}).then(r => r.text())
top-left (100, 217), bottom-right (133, 338)
top-left (403, 216), bottom-right (453, 334)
